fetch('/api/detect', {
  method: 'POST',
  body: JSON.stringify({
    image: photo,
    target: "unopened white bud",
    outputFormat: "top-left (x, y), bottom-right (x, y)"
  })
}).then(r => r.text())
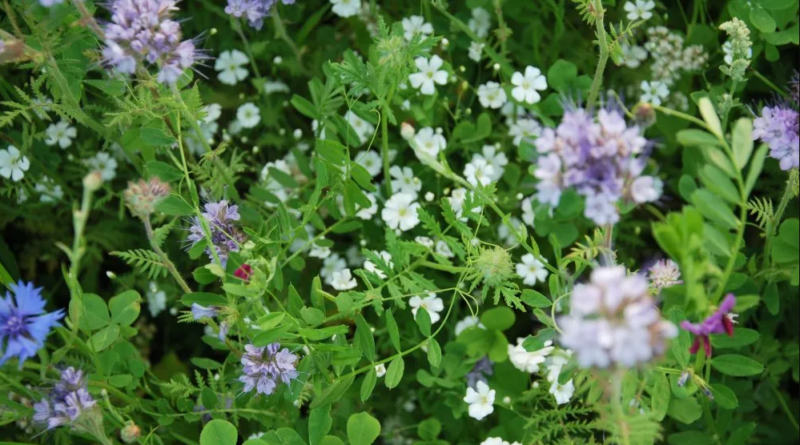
top-left (441, 38), bottom-right (449, 48)
top-left (293, 129), bottom-right (303, 140)
top-left (493, 63), bottom-right (500, 71)
top-left (401, 122), bottom-right (416, 140)
top-left (425, 192), bottom-right (434, 202)
top-left (273, 56), bottom-right (283, 65)
top-left (210, 28), bottom-right (218, 36)
top-left (83, 171), bottom-right (103, 191)
top-left (106, 271), bottom-right (117, 280)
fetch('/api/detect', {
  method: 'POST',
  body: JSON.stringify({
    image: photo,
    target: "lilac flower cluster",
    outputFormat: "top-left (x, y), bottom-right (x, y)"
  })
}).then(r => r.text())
top-left (239, 343), bottom-right (299, 396)
top-left (466, 357), bottom-right (494, 389)
top-left (102, 0), bottom-right (200, 84)
top-left (225, 0), bottom-right (296, 30)
top-left (681, 294), bottom-right (737, 357)
top-left (559, 266), bottom-right (678, 369)
top-left (1, 281), bottom-right (64, 368)
top-left (187, 200), bottom-right (247, 266)
top-left (753, 83), bottom-right (799, 171)
top-left (534, 105), bottom-right (662, 225)
top-left (33, 367), bottom-right (97, 430)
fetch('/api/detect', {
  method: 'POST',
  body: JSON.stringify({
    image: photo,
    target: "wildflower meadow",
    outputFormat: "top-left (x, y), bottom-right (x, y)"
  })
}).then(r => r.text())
top-left (1, 0), bottom-right (799, 444)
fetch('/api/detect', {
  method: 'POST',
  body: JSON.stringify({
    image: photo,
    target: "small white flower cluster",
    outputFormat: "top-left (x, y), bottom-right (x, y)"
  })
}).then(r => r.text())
top-left (84, 152), bottom-right (118, 181)
top-left (464, 381), bottom-right (495, 420)
top-left (188, 103), bottom-right (223, 155)
top-left (330, 0), bottom-right (361, 18)
top-left (464, 145), bottom-right (508, 187)
top-left (45, 120), bottom-right (77, 149)
top-left (559, 266), bottom-right (678, 369)
top-left (215, 49), bottom-right (249, 86)
top-left (0, 145), bottom-right (30, 182)
top-left (34, 176), bottom-right (63, 203)
top-left (508, 339), bottom-right (575, 405)
top-left (147, 281), bottom-right (167, 317)
top-left (644, 26), bottom-right (709, 86)
top-left (480, 438), bottom-right (521, 445)
top-left (515, 254), bottom-right (548, 286)
top-left (401, 15), bottom-right (433, 42)
top-left (623, 1), bottom-right (656, 22)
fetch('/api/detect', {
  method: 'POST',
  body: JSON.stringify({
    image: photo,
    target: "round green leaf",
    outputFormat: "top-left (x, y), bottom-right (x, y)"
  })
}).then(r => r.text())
top-left (347, 412), bottom-right (381, 445)
top-left (200, 420), bottom-right (238, 445)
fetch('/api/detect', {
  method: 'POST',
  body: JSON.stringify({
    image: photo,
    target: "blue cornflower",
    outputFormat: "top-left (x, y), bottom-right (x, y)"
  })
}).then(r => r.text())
top-left (0, 281), bottom-right (64, 368)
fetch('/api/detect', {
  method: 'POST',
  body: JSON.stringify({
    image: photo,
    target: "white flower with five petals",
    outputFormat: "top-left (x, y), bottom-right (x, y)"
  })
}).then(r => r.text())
top-left (464, 381), bottom-right (495, 420)
top-left (511, 66), bottom-right (547, 104)
top-left (409, 56), bottom-right (448, 96)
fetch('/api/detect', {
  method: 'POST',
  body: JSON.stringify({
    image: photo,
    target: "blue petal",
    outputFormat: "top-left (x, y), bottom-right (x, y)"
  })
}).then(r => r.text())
top-left (25, 310), bottom-right (64, 343)
top-left (0, 335), bottom-right (40, 369)
top-left (11, 281), bottom-right (47, 316)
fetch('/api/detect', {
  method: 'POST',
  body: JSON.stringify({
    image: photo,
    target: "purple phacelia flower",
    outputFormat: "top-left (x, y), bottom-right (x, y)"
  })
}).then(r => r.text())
top-left (225, 0), bottom-right (297, 30)
top-left (753, 105), bottom-right (799, 171)
top-left (1, 281), bottom-right (64, 369)
top-left (239, 343), bottom-right (299, 396)
top-left (466, 357), bottom-right (494, 389)
top-left (187, 200), bottom-right (247, 266)
top-left (32, 367), bottom-right (97, 430)
top-left (680, 294), bottom-right (737, 358)
top-left (102, 0), bottom-right (203, 84)
top-left (533, 103), bottom-right (661, 225)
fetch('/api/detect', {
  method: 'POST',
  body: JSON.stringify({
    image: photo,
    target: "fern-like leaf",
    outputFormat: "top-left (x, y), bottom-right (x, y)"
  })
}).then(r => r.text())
top-left (111, 249), bottom-right (169, 279)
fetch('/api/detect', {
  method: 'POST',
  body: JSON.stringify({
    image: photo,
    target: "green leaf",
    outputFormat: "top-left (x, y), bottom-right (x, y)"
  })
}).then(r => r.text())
top-left (650, 373), bottom-right (670, 421)
top-left (699, 165), bottom-right (740, 204)
top-left (751, 7), bottom-right (777, 33)
top-left (157, 195), bottom-right (195, 216)
top-left (141, 127), bottom-right (177, 146)
top-left (385, 310), bottom-right (401, 352)
top-left (200, 420), bottom-right (238, 445)
top-left (291, 95), bottom-right (319, 119)
top-left (310, 375), bottom-right (355, 409)
top-left (300, 307), bottom-right (325, 325)
top-left (522, 328), bottom-right (557, 352)
top-left (108, 290), bottom-right (141, 326)
top-left (89, 324), bottom-right (120, 351)
top-left (481, 306), bottom-right (516, 331)
top-left (181, 292), bottom-right (227, 307)
top-left (309, 405), bottom-right (332, 445)
top-left (521, 289), bottom-right (551, 308)
top-left (711, 384), bottom-right (739, 410)
top-left (253, 325), bottom-right (292, 346)
top-left (191, 358), bottom-right (222, 370)
top-left (360, 368), bottom-right (377, 402)
top-left (711, 328), bottom-right (760, 349)
top-left (319, 437), bottom-right (345, 445)
top-left (668, 431), bottom-right (713, 445)
top-left (677, 129), bottom-right (720, 147)
top-left (692, 189), bottom-right (739, 230)
top-left (415, 308), bottom-right (432, 337)
top-left (427, 338), bottom-right (442, 368)
top-left (417, 418), bottom-right (442, 441)
top-left (547, 59), bottom-right (578, 92)
top-left (732, 119), bottom-right (754, 170)
top-left (74, 293), bottom-right (110, 331)
top-left (698, 98), bottom-right (723, 138)
top-left (385, 357), bottom-right (404, 389)
top-left (712, 354), bottom-right (764, 376)
top-left (354, 315), bottom-right (376, 362)
top-left (347, 412), bottom-right (381, 445)
top-left (667, 397), bottom-right (703, 424)
top-left (146, 160), bottom-right (183, 182)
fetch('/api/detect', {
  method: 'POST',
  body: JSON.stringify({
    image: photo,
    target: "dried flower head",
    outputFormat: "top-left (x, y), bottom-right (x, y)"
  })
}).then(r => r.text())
top-left (648, 259), bottom-right (682, 291)
top-left (474, 246), bottom-right (514, 288)
top-left (124, 178), bottom-right (171, 219)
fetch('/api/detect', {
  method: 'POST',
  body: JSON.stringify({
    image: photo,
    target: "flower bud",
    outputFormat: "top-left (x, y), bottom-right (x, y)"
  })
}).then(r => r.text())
top-left (677, 370), bottom-right (691, 387)
top-left (124, 178), bottom-right (171, 219)
top-left (475, 246), bottom-right (513, 288)
top-left (121, 422), bottom-right (141, 443)
top-left (401, 122), bottom-right (416, 141)
top-left (83, 171), bottom-right (103, 192)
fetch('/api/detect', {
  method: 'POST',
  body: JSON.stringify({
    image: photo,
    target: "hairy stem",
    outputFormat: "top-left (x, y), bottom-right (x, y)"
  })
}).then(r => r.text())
top-left (143, 217), bottom-right (192, 294)
top-left (587, 0), bottom-right (609, 107)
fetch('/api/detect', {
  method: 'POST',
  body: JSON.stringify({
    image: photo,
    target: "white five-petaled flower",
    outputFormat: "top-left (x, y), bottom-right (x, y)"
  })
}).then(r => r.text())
top-left (455, 316), bottom-right (486, 336)
top-left (624, 0), bottom-right (656, 21)
top-left (508, 338), bottom-right (554, 373)
top-left (508, 117), bottom-right (542, 147)
top-left (45, 120), bottom-right (77, 149)
top-left (390, 165), bottom-right (421, 196)
top-left (84, 152), bottom-right (118, 181)
top-left (321, 254), bottom-right (347, 285)
top-left (331, 268), bottom-right (358, 291)
top-left (621, 44), bottom-right (648, 69)
top-left (464, 381), bottom-right (495, 420)
top-left (34, 176), bottom-right (64, 203)
top-left (355, 151), bottom-right (382, 177)
top-left (401, 15), bottom-right (433, 41)
top-left (330, 0), bottom-right (361, 18)
top-left (0, 145), bottom-right (30, 182)
top-left (375, 364), bottom-right (387, 378)
top-left (413, 127), bottom-right (447, 158)
top-left (516, 254), bottom-right (549, 286)
top-left (409, 293), bottom-right (444, 324)
top-left (477, 82), bottom-right (508, 109)
top-left (355, 193), bottom-right (379, 220)
top-left (511, 66), bottom-right (548, 105)
top-left (409, 55), bottom-right (448, 96)
top-left (215, 50), bottom-right (249, 85)
top-left (468, 42), bottom-right (485, 62)
top-left (381, 193), bottom-right (420, 231)
top-left (237, 103), bottom-right (261, 128)
top-left (345, 111), bottom-right (375, 146)
top-left (473, 145), bottom-right (508, 182)
top-left (640, 80), bottom-right (669, 106)
top-left (468, 7), bottom-right (492, 39)
top-left (549, 380), bottom-right (575, 405)
top-left (464, 159), bottom-right (495, 187)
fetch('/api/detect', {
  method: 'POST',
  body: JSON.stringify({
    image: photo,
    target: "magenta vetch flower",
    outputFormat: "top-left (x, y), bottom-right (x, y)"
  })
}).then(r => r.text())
top-left (680, 294), bottom-right (737, 358)
top-left (239, 343), bottom-right (299, 396)
top-left (102, 0), bottom-right (203, 84)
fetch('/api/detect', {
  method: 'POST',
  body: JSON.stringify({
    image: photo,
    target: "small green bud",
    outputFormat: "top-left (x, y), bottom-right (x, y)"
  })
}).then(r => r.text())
top-left (475, 246), bottom-right (514, 288)
top-left (121, 422), bottom-right (141, 444)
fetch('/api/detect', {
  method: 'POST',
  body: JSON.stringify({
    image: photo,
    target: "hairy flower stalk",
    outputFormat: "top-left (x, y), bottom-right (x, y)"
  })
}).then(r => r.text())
top-left (559, 266), bottom-right (677, 368)
top-left (102, 0), bottom-right (202, 84)
top-left (239, 343), bottom-right (299, 395)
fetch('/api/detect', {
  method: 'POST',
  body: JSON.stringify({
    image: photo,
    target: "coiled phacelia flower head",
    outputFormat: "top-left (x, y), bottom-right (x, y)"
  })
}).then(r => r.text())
top-left (33, 367), bottom-right (98, 431)
top-left (224, 0), bottom-right (297, 30)
top-left (533, 103), bottom-right (662, 226)
top-left (102, 0), bottom-right (202, 84)
top-left (187, 199), bottom-right (247, 266)
top-left (558, 266), bottom-right (677, 369)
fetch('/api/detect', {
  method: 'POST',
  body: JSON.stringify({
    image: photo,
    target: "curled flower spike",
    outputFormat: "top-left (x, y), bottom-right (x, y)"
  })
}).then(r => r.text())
top-left (680, 294), bottom-right (737, 358)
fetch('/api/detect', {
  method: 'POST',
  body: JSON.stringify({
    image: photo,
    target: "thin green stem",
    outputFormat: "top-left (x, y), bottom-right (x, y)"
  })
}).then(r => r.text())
top-left (233, 19), bottom-right (264, 81)
top-left (144, 217), bottom-right (192, 294)
top-left (752, 70), bottom-right (790, 98)
top-left (587, 0), bottom-right (609, 107)
top-left (763, 171), bottom-right (797, 269)
top-left (771, 379), bottom-right (800, 432)
top-left (271, 7), bottom-right (308, 75)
